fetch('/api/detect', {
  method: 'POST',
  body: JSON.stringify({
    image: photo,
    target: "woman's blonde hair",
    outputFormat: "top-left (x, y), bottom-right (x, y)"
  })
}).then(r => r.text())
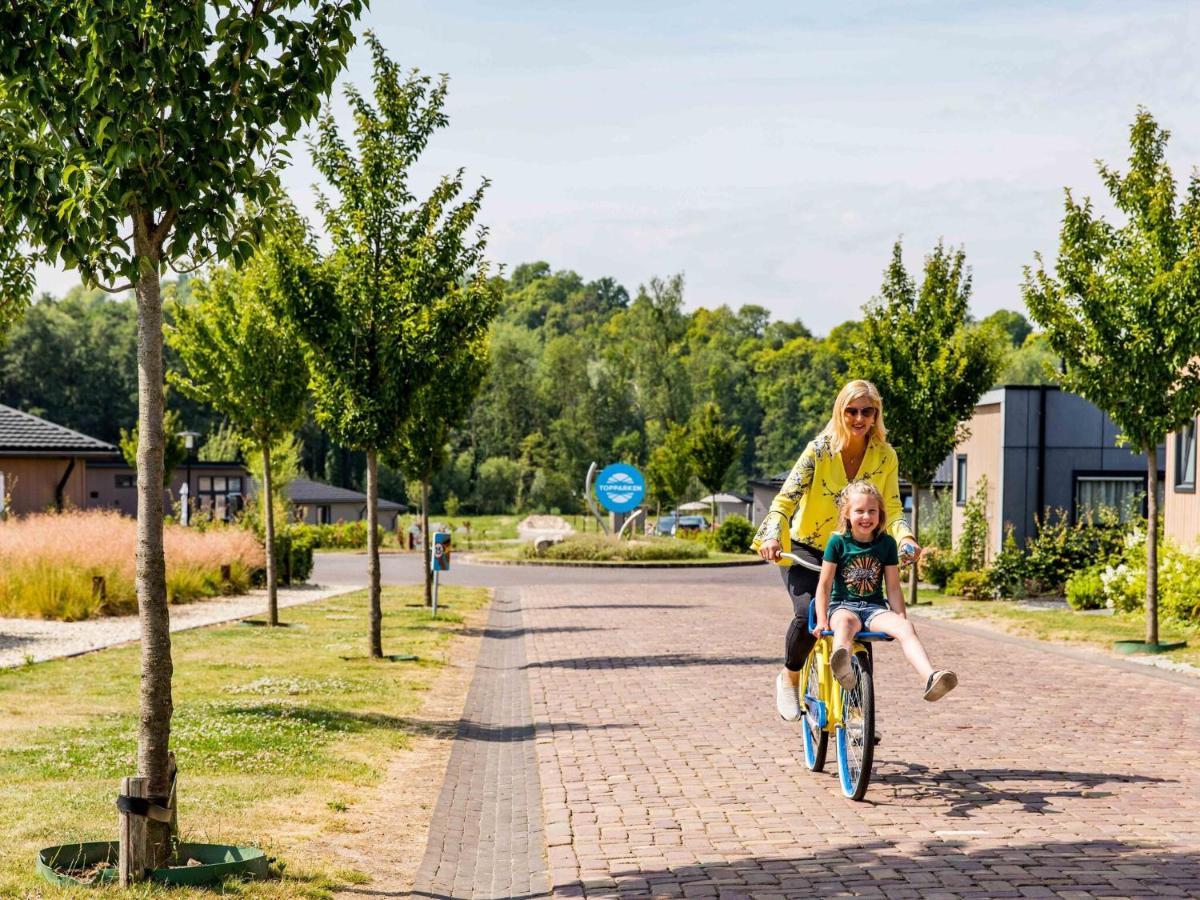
top-left (837, 480), bottom-right (887, 538)
top-left (821, 379), bottom-right (888, 453)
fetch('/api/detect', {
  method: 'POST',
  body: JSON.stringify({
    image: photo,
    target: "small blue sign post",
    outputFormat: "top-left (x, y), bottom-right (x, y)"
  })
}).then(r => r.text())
top-left (431, 531), bottom-right (451, 617)
top-left (594, 463), bottom-right (646, 519)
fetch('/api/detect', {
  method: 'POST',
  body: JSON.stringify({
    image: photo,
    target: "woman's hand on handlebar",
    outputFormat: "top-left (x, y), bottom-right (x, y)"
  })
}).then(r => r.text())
top-left (899, 539), bottom-right (922, 565)
top-left (758, 539), bottom-right (782, 561)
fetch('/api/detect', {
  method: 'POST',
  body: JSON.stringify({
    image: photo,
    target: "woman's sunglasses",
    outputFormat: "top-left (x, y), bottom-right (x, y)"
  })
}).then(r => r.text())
top-left (844, 406), bottom-right (877, 419)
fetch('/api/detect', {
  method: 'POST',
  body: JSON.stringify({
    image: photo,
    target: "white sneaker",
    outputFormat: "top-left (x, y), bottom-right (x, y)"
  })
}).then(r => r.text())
top-left (775, 671), bottom-right (802, 721)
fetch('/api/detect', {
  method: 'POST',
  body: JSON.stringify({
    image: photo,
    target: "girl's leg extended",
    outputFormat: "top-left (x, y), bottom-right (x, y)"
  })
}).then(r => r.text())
top-left (867, 611), bottom-right (934, 681)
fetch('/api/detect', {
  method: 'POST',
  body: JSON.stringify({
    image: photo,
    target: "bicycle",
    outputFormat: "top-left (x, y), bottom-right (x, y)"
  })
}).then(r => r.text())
top-left (779, 551), bottom-right (892, 801)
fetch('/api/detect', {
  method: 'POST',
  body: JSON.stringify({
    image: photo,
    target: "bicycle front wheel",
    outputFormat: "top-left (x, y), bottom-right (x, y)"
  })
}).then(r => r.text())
top-left (802, 651), bottom-right (828, 772)
top-left (836, 652), bottom-right (875, 800)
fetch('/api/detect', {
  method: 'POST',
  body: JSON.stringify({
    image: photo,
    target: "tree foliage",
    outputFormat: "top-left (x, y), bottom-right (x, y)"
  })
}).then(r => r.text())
top-left (168, 209), bottom-right (312, 624)
top-left (1024, 109), bottom-right (1200, 644)
top-left (286, 35), bottom-right (494, 656)
top-left (0, 3), bottom-right (363, 861)
top-left (688, 402), bottom-right (744, 512)
top-left (858, 239), bottom-right (1004, 490)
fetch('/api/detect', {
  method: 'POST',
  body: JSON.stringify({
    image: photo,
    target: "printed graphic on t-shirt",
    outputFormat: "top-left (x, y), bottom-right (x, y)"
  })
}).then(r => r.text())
top-left (843, 554), bottom-right (883, 597)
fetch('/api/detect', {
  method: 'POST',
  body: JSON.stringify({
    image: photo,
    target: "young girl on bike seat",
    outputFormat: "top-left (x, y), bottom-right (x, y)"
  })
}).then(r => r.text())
top-left (812, 481), bottom-right (957, 702)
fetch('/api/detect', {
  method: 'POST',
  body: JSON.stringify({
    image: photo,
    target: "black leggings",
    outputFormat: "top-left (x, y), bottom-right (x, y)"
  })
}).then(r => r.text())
top-left (782, 563), bottom-right (820, 672)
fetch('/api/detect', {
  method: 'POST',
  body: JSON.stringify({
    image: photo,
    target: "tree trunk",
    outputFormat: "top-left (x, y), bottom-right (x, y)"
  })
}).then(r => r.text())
top-left (1145, 447), bottom-right (1159, 646)
top-left (908, 483), bottom-right (922, 608)
top-left (263, 442), bottom-right (278, 627)
top-left (366, 451), bottom-right (383, 658)
top-left (132, 218), bottom-right (174, 874)
top-left (422, 480), bottom-right (432, 607)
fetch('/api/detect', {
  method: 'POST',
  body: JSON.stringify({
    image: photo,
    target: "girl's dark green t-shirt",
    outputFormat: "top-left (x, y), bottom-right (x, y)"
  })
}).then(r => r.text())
top-left (823, 532), bottom-right (898, 605)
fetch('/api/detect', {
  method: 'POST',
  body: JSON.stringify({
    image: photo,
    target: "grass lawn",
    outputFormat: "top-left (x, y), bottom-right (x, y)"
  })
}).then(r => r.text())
top-left (0, 584), bottom-right (489, 897)
top-left (915, 590), bottom-right (1200, 668)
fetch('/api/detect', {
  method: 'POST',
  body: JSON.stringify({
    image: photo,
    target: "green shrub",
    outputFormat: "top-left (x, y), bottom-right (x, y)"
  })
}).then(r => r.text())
top-left (1065, 566), bottom-right (1106, 610)
top-left (918, 546), bottom-right (959, 590)
top-left (956, 477), bottom-right (989, 571)
top-left (946, 569), bottom-right (993, 600)
top-left (519, 534), bottom-right (708, 562)
top-left (716, 515), bottom-right (755, 553)
top-left (1098, 535), bottom-right (1200, 624)
top-left (1020, 506), bottom-right (1127, 594)
top-left (986, 528), bottom-right (1027, 599)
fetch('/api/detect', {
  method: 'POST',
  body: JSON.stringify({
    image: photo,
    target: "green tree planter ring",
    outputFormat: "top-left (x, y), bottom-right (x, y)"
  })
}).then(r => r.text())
top-left (1113, 639), bottom-right (1188, 655)
top-left (38, 841), bottom-right (268, 887)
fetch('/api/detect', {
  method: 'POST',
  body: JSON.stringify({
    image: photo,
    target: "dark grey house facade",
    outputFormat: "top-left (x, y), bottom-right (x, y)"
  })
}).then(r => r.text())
top-left (951, 386), bottom-right (1165, 557)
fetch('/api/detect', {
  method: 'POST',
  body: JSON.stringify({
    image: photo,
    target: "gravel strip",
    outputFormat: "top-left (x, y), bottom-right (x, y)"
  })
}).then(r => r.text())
top-left (0, 582), bottom-right (363, 669)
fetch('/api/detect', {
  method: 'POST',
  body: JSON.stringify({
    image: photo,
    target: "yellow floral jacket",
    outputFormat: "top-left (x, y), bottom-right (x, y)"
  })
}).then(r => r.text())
top-left (751, 434), bottom-right (914, 560)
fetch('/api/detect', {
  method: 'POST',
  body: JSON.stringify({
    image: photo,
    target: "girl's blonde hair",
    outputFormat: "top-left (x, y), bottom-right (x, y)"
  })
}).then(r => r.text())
top-left (821, 380), bottom-right (888, 453)
top-left (837, 480), bottom-right (887, 539)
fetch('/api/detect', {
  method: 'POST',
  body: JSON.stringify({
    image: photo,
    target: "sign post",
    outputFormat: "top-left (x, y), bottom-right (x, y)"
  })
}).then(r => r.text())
top-left (431, 531), bottom-right (451, 617)
top-left (593, 463), bottom-right (646, 538)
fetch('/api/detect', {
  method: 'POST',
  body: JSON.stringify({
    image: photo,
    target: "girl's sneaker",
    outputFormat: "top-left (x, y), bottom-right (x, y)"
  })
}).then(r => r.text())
top-left (923, 670), bottom-right (958, 701)
top-left (775, 671), bottom-right (802, 721)
top-left (830, 648), bottom-right (855, 690)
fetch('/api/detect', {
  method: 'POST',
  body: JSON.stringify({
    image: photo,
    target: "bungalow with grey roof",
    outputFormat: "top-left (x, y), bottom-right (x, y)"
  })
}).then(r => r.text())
top-left (0, 404), bottom-right (117, 516)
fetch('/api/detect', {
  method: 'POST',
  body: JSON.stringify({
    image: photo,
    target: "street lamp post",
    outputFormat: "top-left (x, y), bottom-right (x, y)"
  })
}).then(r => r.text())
top-left (180, 430), bottom-right (199, 526)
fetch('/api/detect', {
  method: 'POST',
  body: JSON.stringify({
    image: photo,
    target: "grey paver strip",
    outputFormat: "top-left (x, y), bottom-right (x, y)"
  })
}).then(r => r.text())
top-left (411, 587), bottom-right (551, 899)
top-left (519, 581), bottom-right (1200, 897)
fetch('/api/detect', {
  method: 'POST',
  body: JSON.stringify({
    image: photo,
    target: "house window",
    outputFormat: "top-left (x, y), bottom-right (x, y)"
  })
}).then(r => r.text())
top-left (115, 474), bottom-right (135, 489)
top-left (196, 475), bottom-right (245, 522)
top-left (318, 505), bottom-right (332, 525)
top-left (1075, 476), bottom-right (1153, 523)
top-left (955, 455), bottom-right (968, 505)
top-left (1176, 419), bottom-right (1197, 492)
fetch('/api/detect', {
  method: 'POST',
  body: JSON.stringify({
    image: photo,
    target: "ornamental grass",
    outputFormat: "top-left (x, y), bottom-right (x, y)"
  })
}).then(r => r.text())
top-left (0, 510), bottom-right (264, 620)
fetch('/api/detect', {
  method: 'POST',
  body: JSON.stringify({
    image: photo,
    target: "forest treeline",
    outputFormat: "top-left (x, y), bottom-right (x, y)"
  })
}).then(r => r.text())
top-left (0, 261), bottom-right (1058, 512)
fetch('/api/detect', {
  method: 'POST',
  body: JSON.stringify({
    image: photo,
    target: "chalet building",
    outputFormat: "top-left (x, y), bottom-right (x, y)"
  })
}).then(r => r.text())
top-left (951, 386), bottom-right (1164, 561)
top-left (0, 404), bottom-right (116, 516)
top-left (288, 477), bottom-right (406, 530)
top-left (1165, 413), bottom-right (1199, 550)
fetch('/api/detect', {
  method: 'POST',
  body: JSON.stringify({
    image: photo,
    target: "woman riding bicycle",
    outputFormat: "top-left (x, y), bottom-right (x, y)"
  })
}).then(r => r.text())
top-left (751, 379), bottom-right (920, 721)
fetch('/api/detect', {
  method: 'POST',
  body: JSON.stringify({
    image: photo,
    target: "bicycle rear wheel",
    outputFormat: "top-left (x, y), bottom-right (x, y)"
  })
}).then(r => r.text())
top-left (802, 652), bottom-right (828, 771)
top-left (836, 652), bottom-right (875, 800)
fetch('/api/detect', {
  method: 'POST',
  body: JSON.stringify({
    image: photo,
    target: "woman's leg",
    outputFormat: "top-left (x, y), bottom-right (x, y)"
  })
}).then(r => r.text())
top-left (782, 564), bottom-right (820, 680)
top-left (865, 611), bottom-right (934, 680)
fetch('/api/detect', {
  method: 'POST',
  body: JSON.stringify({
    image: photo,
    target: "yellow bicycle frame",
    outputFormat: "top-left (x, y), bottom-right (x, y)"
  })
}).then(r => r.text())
top-left (805, 634), bottom-right (870, 731)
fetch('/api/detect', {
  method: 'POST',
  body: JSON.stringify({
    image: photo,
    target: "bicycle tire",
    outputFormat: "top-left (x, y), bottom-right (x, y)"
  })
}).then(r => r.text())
top-left (802, 651), bottom-right (828, 772)
top-left (836, 652), bottom-right (875, 800)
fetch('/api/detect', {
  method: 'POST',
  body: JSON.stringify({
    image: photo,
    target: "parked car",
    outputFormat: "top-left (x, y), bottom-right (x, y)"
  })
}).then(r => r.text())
top-left (655, 514), bottom-right (711, 536)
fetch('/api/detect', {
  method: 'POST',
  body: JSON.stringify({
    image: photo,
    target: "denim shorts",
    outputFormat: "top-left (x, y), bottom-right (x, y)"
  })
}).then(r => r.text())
top-left (828, 600), bottom-right (889, 630)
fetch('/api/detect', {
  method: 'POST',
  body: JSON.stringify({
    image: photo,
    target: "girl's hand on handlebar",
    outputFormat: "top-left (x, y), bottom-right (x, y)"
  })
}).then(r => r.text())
top-left (759, 539), bottom-right (782, 561)
top-left (811, 616), bottom-right (829, 638)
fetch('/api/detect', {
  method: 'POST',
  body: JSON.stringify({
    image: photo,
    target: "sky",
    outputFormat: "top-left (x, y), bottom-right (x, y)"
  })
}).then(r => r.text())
top-left (33, 0), bottom-right (1200, 333)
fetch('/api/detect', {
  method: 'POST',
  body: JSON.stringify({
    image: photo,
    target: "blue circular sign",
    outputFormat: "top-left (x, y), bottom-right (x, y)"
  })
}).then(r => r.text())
top-left (594, 463), bottom-right (646, 513)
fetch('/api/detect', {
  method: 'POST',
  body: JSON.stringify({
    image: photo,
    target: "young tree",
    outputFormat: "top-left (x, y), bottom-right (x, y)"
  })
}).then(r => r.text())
top-left (391, 337), bottom-right (493, 606)
top-left (168, 213), bottom-right (312, 626)
top-left (1024, 109), bottom-right (1200, 647)
top-left (858, 240), bottom-right (1004, 606)
top-left (687, 403), bottom-right (744, 527)
top-left (0, 5), bottom-right (360, 874)
top-left (645, 423), bottom-right (694, 522)
top-left (288, 35), bottom-right (494, 657)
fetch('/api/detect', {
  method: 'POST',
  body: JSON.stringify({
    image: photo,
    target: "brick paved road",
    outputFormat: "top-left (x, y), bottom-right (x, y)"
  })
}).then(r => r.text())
top-left (417, 579), bottom-right (1200, 898)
